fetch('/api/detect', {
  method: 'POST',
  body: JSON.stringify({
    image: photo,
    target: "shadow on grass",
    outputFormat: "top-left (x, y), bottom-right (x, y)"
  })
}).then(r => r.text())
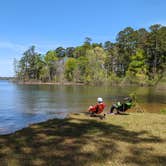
top-left (107, 112), bottom-right (130, 116)
top-left (0, 114), bottom-right (165, 166)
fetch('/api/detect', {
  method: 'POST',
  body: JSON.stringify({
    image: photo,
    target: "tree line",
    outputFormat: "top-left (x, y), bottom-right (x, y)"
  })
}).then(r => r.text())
top-left (14, 24), bottom-right (166, 85)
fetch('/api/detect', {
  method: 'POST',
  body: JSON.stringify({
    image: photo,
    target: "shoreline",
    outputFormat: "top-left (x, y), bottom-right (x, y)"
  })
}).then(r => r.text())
top-left (0, 111), bottom-right (165, 136)
top-left (14, 80), bottom-right (166, 88)
top-left (0, 108), bottom-right (166, 136)
top-left (0, 112), bottom-right (166, 165)
top-left (16, 81), bottom-right (85, 86)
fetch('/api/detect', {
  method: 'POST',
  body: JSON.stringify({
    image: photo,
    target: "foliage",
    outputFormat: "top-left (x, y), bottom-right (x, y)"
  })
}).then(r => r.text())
top-left (17, 46), bottom-right (44, 80)
top-left (15, 25), bottom-right (166, 85)
top-left (160, 108), bottom-right (166, 114)
top-left (85, 47), bottom-right (107, 85)
top-left (64, 58), bottom-right (78, 81)
top-left (106, 72), bottom-right (122, 85)
top-left (77, 56), bottom-right (89, 82)
top-left (126, 49), bottom-right (148, 85)
top-left (44, 50), bottom-right (58, 81)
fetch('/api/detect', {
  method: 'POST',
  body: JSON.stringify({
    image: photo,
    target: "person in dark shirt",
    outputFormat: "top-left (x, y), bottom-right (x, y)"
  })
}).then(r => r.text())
top-left (109, 97), bottom-right (132, 114)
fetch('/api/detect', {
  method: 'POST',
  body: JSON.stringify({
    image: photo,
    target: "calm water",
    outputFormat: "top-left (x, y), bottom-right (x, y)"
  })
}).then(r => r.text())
top-left (0, 80), bottom-right (166, 135)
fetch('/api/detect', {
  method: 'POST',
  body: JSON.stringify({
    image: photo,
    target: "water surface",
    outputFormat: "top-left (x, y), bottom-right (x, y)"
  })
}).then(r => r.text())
top-left (0, 81), bottom-right (165, 134)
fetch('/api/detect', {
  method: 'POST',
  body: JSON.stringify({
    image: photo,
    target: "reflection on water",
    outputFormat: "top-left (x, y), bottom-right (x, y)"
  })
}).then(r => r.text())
top-left (0, 80), bottom-right (165, 134)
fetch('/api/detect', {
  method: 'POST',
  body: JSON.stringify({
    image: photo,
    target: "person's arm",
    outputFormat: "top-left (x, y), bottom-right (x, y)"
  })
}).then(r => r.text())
top-left (88, 104), bottom-right (97, 112)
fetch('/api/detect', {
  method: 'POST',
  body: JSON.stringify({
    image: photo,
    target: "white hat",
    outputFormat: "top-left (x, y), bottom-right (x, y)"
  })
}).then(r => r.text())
top-left (97, 97), bottom-right (103, 103)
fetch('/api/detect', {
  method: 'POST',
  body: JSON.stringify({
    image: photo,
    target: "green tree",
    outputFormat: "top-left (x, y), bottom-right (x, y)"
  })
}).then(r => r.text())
top-left (77, 56), bottom-right (89, 82)
top-left (44, 50), bottom-right (58, 81)
top-left (64, 58), bottom-right (78, 81)
top-left (104, 43), bottom-right (121, 76)
top-left (13, 58), bottom-right (19, 78)
top-left (91, 42), bottom-right (102, 48)
top-left (84, 37), bottom-right (92, 48)
top-left (85, 47), bottom-right (106, 84)
top-left (126, 49), bottom-right (148, 84)
top-left (104, 41), bottom-right (113, 51)
top-left (66, 47), bottom-right (75, 57)
top-left (55, 47), bottom-right (66, 58)
top-left (15, 24), bottom-right (166, 85)
top-left (135, 28), bottom-right (149, 49)
top-left (158, 26), bottom-right (166, 75)
top-left (146, 24), bottom-right (166, 79)
top-left (116, 27), bottom-right (137, 76)
top-left (73, 46), bottom-right (86, 58)
top-left (18, 46), bottom-right (42, 80)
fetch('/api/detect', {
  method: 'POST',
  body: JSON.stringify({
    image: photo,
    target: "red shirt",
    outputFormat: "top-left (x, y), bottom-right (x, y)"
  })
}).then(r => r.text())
top-left (89, 102), bottom-right (106, 114)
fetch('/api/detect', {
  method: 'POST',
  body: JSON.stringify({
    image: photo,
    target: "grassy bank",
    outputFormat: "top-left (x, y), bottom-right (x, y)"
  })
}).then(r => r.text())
top-left (0, 113), bottom-right (166, 166)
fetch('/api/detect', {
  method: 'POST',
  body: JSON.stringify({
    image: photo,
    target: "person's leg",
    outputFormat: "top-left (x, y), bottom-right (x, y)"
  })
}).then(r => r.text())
top-left (121, 104), bottom-right (128, 112)
top-left (110, 104), bottom-right (116, 113)
top-left (90, 111), bottom-right (95, 117)
top-left (116, 106), bottom-right (123, 114)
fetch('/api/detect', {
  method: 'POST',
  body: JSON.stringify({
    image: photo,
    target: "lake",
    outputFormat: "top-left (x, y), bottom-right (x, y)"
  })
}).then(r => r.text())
top-left (0, 80), bottom-right (165, 135)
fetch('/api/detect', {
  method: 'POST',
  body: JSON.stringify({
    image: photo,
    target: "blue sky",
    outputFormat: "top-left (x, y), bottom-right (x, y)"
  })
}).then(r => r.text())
top-left (0, 0), bottom-right (165, 76)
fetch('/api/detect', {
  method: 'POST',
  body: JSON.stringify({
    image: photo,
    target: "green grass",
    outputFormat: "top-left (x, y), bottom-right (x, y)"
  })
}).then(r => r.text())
top-left (0, 112), bottom-right (166, 166)
top-left (160, 108), bottom-right (166, 114)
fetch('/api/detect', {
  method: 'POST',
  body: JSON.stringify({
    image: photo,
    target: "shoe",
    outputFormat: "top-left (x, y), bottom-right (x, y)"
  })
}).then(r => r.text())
top-left (107, 112), bottom-right (114, 114)
top-left (110, 113), bottom-right (115, 115)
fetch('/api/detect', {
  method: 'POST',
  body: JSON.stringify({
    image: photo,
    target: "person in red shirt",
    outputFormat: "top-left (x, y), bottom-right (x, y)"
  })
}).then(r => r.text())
top-left (88, 97), bottom-right (106, 116)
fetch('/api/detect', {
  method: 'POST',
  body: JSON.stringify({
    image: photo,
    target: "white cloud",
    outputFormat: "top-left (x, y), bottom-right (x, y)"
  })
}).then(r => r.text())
top-left (0, 41), bottom-right (27, 52)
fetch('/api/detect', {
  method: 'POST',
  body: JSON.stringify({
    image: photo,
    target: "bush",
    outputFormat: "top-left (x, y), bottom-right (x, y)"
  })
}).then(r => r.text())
top-left (106, 73), bottom-right (122, 86)
top-left (160, 108), bottom-right (166, 114)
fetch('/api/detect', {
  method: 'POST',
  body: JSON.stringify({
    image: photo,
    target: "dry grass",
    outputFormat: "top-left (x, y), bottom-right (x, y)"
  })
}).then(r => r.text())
top-left (0, 112), bottom-right (166, 166)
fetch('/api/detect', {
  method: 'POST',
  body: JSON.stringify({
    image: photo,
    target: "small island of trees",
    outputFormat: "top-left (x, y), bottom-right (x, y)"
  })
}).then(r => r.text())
top-left (14, 24), bottom-right (166, 85)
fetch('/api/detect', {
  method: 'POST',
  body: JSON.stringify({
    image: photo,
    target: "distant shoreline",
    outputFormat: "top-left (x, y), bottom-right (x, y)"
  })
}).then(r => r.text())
top-left (0, 77), bottom-right (15, 80)
top-left (17, 81), bottom-right (85, 86)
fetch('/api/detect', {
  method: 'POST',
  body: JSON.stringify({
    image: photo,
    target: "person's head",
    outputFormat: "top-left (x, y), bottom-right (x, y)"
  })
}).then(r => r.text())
top-left (97, 97), bottom-right (103, 103)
